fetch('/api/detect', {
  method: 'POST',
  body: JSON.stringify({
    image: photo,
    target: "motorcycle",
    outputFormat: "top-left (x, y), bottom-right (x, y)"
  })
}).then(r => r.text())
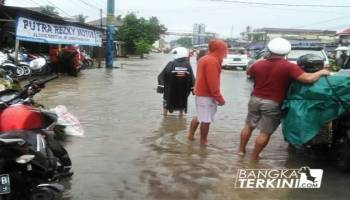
top-left (0, 75), bottom-right (72, 199)
top-left (80, 51), bottom-right (93, 70)
top-left (59, 46), bottom-right (81, 77)
top-left (17, 50), bottom-right (52, 76)
top-left (0, 51), bottom-right (19, 78)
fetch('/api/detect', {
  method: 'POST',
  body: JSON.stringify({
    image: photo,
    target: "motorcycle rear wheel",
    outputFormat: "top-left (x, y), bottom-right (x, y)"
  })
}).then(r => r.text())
top-left (20, 65), bottom-right (32, 76)
top-left (30, 187), bottom-right (56, 200)
top-left (15, 66), bottom-right (25, 77)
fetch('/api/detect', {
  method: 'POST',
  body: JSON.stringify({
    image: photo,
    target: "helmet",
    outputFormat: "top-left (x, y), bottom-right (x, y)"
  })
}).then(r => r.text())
top-left (267, 38), bottom-right (291, 55)
top-left (171, 47), bottom-right (189, 60)
top-left (297, 54), bottom-right (324, 73)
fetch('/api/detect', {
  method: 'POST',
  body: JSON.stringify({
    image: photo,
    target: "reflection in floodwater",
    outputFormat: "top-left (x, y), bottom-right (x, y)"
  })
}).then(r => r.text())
top-left (36, 54), bottom-right (350, 200)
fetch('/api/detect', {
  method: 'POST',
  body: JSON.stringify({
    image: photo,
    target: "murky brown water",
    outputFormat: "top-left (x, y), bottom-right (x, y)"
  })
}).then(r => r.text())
top-left (36, 54), bottom-right (350, 200)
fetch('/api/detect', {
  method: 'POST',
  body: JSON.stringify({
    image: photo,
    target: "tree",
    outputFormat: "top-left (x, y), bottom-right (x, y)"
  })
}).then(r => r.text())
top-left (0, 0), bottom-right (5, 6)
top-left (40, 5), bottom-right (59, 16)
top-left (135, 39), bottom-right (152, 59)
top-left (74, 14), bottom-right (88, 23)
top-left (115, 13), bottom-right (167, 55)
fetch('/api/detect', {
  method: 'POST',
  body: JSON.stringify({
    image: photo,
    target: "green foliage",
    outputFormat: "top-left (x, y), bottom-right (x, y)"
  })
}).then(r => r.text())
top-left (74, 14), bottom-right (88, 23)
top-left (115, 13), bottom-right (167, 55)
top-left (40, 5), bottom-right (59, 16)
top-left (135, 39), bottom-right (152, 58)
top-left (172, 37), bottom-right (193, 48)
top-left (328, 58), bottom-right (340, 72)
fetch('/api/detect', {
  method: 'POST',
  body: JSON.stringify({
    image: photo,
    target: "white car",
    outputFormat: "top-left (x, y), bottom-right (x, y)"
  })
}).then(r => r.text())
top-left (287, 47), bottom-right (329, 67)
top-left (222, 48), bottom-right (249, 70)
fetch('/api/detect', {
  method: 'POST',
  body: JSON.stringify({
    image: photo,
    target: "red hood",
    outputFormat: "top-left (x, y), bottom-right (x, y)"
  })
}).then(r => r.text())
top-left (208, 40), bottom-right (228, 62)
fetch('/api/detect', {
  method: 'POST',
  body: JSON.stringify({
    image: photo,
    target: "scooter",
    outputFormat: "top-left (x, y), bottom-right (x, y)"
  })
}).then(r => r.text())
top-left (0, 131), bottom-right (65, 200)
top-left (0, 51), bottom-right (19, 78)
top-left (80, 51), bottom-right (93, 69)
top-left (0, 75), bottom-right (72, 199)
top-left (18, 51), bottom-right (52, 76)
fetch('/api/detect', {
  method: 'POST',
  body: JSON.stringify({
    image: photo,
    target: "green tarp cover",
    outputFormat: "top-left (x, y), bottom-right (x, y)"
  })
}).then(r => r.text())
top-left (282, 74), bottom-right (350, 147)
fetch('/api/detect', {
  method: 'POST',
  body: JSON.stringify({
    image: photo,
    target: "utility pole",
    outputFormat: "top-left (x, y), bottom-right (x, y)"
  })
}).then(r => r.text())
top-left (230, 25), bottom-right (234, 38)
top-left (106, 0), bottom-right (115, 68)
top-left (98, 8), bottom-right (102, 68)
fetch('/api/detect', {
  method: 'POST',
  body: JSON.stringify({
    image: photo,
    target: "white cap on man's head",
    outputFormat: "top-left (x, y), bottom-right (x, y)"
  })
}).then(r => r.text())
top-left (267, 38), bottom-right (291, 55)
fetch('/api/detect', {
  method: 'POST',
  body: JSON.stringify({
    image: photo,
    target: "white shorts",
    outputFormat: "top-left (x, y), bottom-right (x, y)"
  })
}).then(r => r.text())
top-left (195, 96), bottom-right (217, 123)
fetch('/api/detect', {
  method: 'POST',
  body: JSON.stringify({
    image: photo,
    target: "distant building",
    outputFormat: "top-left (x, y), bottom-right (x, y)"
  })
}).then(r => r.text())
top-left (87, 17), bottom-right (124, 57)
top-left (337, 28), bottom-right (350, 46)
top-left (192, 23), bottom-right (206, 45)
top-left (86, 17), bottom-right (123, 29)
top-left (245, 27), bottom-right (336, 43)
top-left (243, 27), bottom-right (337, 53)
top-left (225, 38), bottom-right (249, 48)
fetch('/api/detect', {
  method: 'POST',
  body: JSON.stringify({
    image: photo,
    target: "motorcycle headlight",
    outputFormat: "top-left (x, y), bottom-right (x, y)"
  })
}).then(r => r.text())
top-left (16, 155), bottom-right (35, 164)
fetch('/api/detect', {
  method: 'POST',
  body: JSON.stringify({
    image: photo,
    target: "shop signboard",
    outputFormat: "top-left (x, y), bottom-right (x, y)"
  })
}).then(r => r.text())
top-left (15, 16), bottom-right (102, 46)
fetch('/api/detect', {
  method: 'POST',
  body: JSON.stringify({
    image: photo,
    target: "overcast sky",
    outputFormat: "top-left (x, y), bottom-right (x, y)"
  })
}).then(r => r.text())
top-left (6, 0), bottom-right (350, 38)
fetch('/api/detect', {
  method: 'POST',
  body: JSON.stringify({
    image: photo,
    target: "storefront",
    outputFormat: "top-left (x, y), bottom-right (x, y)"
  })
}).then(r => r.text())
top-left (0, 6), bottom-right (102, 64)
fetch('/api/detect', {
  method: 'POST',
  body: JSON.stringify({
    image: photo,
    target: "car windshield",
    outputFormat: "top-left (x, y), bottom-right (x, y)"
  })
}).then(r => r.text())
top-left (288, 50), bottom-right (325, 61)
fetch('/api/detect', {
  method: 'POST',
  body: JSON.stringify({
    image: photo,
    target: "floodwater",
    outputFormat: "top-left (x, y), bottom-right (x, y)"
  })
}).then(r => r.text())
top-left (36, 54), bottom-right (350, 200)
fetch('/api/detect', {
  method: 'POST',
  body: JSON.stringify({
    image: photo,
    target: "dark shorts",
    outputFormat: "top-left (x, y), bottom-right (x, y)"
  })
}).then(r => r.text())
top-left (245, 96), bottom-right (281, 134)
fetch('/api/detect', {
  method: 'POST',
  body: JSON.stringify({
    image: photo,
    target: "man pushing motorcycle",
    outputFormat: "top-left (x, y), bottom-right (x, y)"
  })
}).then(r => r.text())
top-left (238, 38), bottom-right (330, 161)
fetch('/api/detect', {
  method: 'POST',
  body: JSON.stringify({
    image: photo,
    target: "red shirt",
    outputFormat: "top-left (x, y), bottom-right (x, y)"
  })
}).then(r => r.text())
top-left (194, 54), bottom-right (225, 104)
top-left (194, 40), bottom-right (227, 104)
top-left (247, 58), bottom-right (304, 103)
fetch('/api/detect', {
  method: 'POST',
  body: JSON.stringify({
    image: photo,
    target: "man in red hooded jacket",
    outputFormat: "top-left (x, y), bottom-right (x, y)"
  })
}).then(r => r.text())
top-left (188, 40), bottom-right (228, 145)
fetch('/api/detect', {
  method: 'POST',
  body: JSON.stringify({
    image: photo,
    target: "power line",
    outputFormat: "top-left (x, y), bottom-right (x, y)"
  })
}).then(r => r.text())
top-left (211, 0), bottom-right (350, 8)
top-left (294, 15), bottom-right (350, 29)
top-left (76, 0), bottom-right (106, 14)
top-left (45, 0), bottom-right (73, 17)
top-left (324, 23), bottom-right (350, 30)
top-left (27, 0), bottom-right (42, 7)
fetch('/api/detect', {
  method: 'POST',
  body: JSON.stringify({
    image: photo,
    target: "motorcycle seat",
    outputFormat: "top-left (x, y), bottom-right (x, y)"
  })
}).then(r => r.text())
top-left (0, 130), bottom-right (41, 145)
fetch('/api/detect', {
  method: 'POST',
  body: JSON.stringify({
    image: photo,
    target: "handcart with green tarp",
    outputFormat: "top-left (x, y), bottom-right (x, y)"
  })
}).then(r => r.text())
top-left (282, 70), bottom-right (350, 171)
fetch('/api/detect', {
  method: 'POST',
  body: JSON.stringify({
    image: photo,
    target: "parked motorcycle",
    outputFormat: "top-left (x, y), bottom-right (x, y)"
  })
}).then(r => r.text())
top-left (17, 50), bottom-right (52, 76)
top-left (0, 51), bottom-right (20, 78)
top-left (80, 51), bottom-right (93, 69)
top-left (0, 75), bottom-right (72, 199)
top-left (59, 46), bottom-right (81, 77)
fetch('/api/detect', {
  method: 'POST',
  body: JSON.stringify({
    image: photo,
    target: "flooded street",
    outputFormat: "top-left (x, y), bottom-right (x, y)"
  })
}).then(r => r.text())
top-left (36, 53), bottom-right (350, 200)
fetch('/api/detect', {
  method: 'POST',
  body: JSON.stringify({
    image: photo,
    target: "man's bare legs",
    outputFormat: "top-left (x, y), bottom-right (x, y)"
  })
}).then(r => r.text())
top-left (188, 117), bottom-right (199, 140)
top-left (238, 124), bottom-right (254, 155)
top-left (163, 108), bottom-right (168, 116)
top-left (179, 110), bottom-right (184, 117)
top-left (200, 123), bottom-right (210, 145)
top-left (188, 117), bottom-right (210, 145)
top-left (251, 132), bottom-right (270, 160)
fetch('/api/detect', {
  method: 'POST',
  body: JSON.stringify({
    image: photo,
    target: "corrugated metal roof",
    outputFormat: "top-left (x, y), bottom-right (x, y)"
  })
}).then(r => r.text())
top-left (338, 28), bottom-right (350, 35)
top-left (254, 27), bottom-right (336, 35)
top-left (0, 6), bottom-right (102, 31)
